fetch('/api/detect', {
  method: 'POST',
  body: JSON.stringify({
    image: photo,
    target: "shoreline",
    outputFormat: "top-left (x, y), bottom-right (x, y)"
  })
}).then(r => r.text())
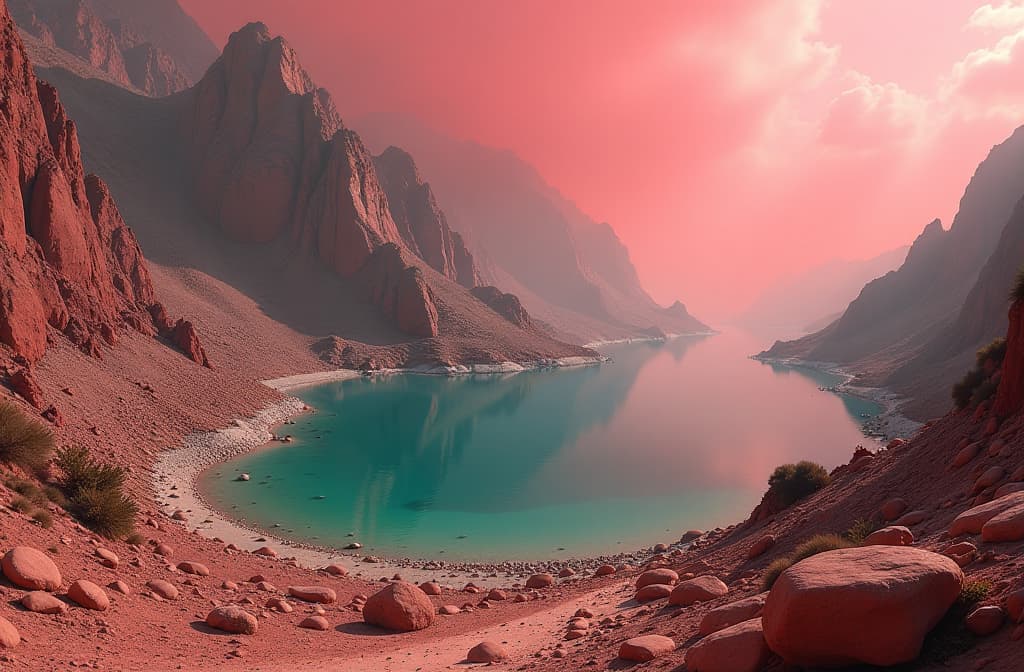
top-left (751, 354), bottom-right (924, 440)
top-left (153, 353), bottom-right (690, 587)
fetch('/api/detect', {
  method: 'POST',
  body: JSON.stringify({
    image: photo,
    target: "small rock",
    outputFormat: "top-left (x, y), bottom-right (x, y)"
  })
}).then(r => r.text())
top-left (206, 606), bottom-right (258, 634)
top-left (67, 579), bottom-right (109, 611)
top-left (467, 641), bottom-right (508, 663)
top-left (21, 591), bottom-right (68, 615)
top-left (618, 635), bottom-right (675, 662)
top-left (299, 615), bottom-right (330, 631)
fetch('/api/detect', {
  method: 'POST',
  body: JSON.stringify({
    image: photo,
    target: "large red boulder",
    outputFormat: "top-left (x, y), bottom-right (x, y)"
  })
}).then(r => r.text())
top-left (206, 606), bottom-right (258, 634)
top-left (762, 546), bottom-right (963, 667)
top-left (686, 618), bottom-right (771, 672)
top-left (618, 635), bottom-right (675, 662)
top-left (699, 594), bottom-right (767, 635)
top-left (996, 301), bottom-right (1024, 417)
top-left (2, 546), bottom-right (61, 591)
top-left (669, 575), bottom-right (728, 606)
top-left (9, 367), bottom-right (44, 409)
top-left (949, 491), bottom-right (1024, 536)
top-left (363, 582), bottom-right (435, 632)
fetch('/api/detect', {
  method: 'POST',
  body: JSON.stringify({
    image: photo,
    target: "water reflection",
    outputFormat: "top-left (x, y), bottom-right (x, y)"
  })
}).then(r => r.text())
top-left (202, 332), bottom-right (876, 560)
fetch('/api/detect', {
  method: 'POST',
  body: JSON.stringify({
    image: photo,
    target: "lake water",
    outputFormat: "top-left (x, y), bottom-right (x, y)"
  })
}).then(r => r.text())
top-left (200, 332), bottom-right (881, 562)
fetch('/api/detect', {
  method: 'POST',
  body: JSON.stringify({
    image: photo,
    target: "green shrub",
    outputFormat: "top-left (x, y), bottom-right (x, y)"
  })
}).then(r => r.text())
top-left (767, 461), bottom-right (831, 507)
top-left (790, 534), bottom-right (855, 563)
top-left (0, 401), bottom-right (54, 469)
top-left (56, 446), bottom-right (127, 496)
top-left (844, 518), bottom-right (878, 544)
top-left (952, 368), bottom-right (986, 409)
top-left (762, 534), bottom-right (857, 591)
top-left (4, 476), bottom-right (44, 504)
top-left (761, 557), bottom-right (792, 590)
top-left (42, 485), bottom-right (66, 507)
top-left (9, 495), bottom-right (32, 513)
top-left (68, 487), bottom-right (137, 539)
top-left (958, 579), bottom-right (991, 607)
top-left (55, 446), bottom-right (137, 539)
top-left (976, 337), bottom-right (1007, 368)
top-left (31, 508), bottom-right (53, 528)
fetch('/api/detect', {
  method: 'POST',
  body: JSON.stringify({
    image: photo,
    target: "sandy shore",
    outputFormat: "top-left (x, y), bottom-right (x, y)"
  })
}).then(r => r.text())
top-left (153, 356), bottom-right (689, 589)
top-left (751, 355), bottom-right (924, 440)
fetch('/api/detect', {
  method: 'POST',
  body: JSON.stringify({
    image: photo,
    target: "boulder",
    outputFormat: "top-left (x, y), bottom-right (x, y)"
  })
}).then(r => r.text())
top-left (594, 564), bottom-right (616, 577)
top-left (299, 615), bottom-right (330, 631)
top-left (418, 581), bottom-right (442, 595)
top-left (981, 501), bottom-right (1024, 542)
top-left (288, 586), bottom-right (337, 604)
top-left (746, 535), bottom-right (775, 560)
top-left (21, 590), bottom-right (68, 614)
top-left (323, 564), bottom-right (347, 577)
top-left (206, 606), bottom-right (258, 634)
top-left (762, 546), bottom-right (963, 667)
top-left (952, 441), bottom-right (981, 468)
top-left (363, 582), bottom-right (435, 632)
top-left (67, 579), bottom-right (109, 611)
top-left (949, 492), bottom-right (1024, 536)
top-left (486, 588), bottom-right (507, 601)
top-left (0, 616), bottom-right (19, 649)
top-left (966, 606), bottom-right (1005, 636)
top-left (635, 568), bottom-right (678, 589)
top-left (974, 466), bottom-right (1006, 493)
top-left (467, 641), bottom-right (509, 663)
top-left (699, 594), bottom-right (768, 636)
top-left (669, 576), bottom-right (728, 606)
top-left (2, 546), bottom-right (61, 591)
top-left (686, 618), bottom-right (771, 672)
top-left (618, 635), bottom-right (675, 662)
top-left (525, 573), bottom-right (554, 589)
top-left (635, 584), bottom-right (672, 602)
top-left (863, 525), bottom-right (914, 547)
top-left (177, 561), bottom-right (210, 576)
top-left (95, 548), bottom-right (119, 569)
top-left (10, 368), bottom-right (44, 408)
top-left (146, 579), bottom-right (178, 600)
top-left (880, 498), bottom-right (908, 521)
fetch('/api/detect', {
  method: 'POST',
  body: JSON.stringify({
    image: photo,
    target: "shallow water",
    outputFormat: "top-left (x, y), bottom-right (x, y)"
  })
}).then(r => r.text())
top-left (200, 331), bottom-right (881, 562)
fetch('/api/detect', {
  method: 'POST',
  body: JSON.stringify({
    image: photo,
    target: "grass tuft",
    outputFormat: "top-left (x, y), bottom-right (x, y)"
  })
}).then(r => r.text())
top-left (767, 461), bottom-right (831, 507)
top-left (55, 446), bottom-right (137, 539)
top-left (31, 508), bottom-right (53, 528)
top-left (0, 401), bottom-right (54, 469)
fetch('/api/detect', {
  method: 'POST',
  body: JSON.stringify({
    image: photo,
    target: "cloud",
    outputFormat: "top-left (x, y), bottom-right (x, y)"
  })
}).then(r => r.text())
top-left (818, 75), bottom-right (929, 151)
top-left (967, 2), bottom-right (1024, 31)
top-left (946, 30), bottom-right (1024, 116)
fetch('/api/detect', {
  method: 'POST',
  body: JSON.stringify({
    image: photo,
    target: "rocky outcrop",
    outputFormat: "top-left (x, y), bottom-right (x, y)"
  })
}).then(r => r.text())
top-left (0, 0), bottom-right (206, 365)
top-left (471, 286), bottom-right (531, 328)
top-left (9, 0), bottom-right (192, 96)
top-left (356, 245), bottom-right (439, 338)
top-left (355, 113), bottom-right (711, 339)
top-left (179, 23), bottom-right (453, 339)
top-left (374, 146), bottom-right (478, 287)
top-left (996, 300), bottom-right (1024, 416)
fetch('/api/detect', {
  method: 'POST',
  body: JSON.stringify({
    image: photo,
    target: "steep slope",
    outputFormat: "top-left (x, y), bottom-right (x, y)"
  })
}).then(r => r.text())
top-left (27, 19), bottom-right (591, 365)
top-left (354, 112), bottom-right (709, 342)
top-left (0, 0), bottom-right (205, 374)
top-left (739, 245), bottom-right (909, 339)
top-left (373, 146), bottom-right (479, 288)
top-left (86, 0), bottom-right (217, 83)
top-left (10, 0), bottom-right (203, 96)
top-left (762, 127), bottom-right (1024, 413)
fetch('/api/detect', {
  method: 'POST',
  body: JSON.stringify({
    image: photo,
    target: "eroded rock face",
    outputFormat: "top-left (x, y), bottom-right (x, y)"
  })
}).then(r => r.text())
top-left (762, 546), bottom-right (963, 667)
top-left (374, 146), bottom-right (479, 288)
top-left (10, 0), bottom-right (193, 96)
top-left (356, 245), bottom-right (439, 338)
top-left (179, 23), bottom-right (443, 339)
top-left (996, 301), bottom-right (1024, 416)
top-left (471, 286), bottom-right (531, 328)
top-left (0, 3), bottom-right (206, 365)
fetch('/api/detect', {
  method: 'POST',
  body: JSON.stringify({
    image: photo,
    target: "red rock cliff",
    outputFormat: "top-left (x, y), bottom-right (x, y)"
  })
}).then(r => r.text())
top-left (180, 22), bottom-right (440, 338)
top-left (0, 0), bottom-right (207, 365)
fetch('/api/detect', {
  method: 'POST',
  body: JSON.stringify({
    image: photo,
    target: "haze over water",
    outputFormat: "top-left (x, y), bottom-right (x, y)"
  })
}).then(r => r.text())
top-left (201, 332), bottom-right (880, 562)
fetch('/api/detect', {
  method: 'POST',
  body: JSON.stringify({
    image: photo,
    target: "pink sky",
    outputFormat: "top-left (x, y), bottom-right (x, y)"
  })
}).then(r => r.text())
top-left (179, 0), bottom-right (1024, 321)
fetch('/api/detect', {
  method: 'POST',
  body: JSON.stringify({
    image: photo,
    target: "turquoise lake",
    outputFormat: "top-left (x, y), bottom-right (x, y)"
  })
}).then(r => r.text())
top-left (200, 331), bottom-right (881, 562)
